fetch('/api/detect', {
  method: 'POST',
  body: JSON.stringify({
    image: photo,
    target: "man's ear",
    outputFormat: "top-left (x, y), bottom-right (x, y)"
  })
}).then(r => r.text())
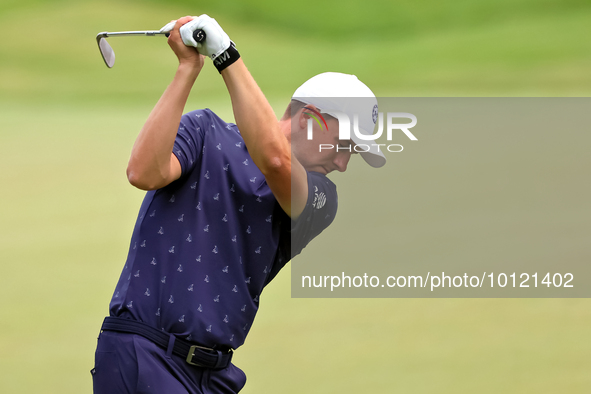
top-left (299, 104), bottom-right (319, 130)
top-left (298, 108), bottom-right (307, 130)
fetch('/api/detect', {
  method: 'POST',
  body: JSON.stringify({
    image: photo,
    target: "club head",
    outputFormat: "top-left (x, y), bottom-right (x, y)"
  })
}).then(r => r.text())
top-left (95, 29), bottom-right (203, 69)
top-left (96, 34), bottom-right (115, 68)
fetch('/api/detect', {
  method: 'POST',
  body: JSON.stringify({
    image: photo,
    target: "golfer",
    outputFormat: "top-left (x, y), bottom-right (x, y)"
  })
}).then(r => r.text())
top-left (92, 15), bottom-right (385, 394)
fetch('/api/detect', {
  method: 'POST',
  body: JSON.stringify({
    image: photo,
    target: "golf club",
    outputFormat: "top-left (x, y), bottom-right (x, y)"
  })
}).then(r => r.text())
top-left (96, 29), bottom-right (206, 68)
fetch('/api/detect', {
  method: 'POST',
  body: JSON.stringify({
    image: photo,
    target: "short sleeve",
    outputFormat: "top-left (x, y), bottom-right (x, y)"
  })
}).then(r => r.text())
top-left (290, 171), bottom-right (338, 257)
top-left (172, 110), bottom-right (207, 177)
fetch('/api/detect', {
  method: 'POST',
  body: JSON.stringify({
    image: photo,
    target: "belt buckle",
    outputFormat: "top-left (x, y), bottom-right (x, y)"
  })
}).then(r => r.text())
top-left (186, 345), bottom-right (211, 366)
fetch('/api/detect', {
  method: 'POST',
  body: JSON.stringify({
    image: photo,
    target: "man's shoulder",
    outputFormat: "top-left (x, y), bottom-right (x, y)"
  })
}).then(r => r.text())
top-left (307, 171), bottom-right (337, 191)
top-left (183, 108), bottom-right (214, 119)
top-left (183, 109), bottom-right (236, 128)
top-left (178, 109), bottom-right (241, 145)
top-left (288, 171), bottom-right (338, 255)
top-left (306, 171), bottom-right (338, 209)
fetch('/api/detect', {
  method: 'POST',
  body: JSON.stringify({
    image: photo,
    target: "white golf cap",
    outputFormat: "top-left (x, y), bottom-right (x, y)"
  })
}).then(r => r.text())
top-left (292, 72), bottom-right (386, 168)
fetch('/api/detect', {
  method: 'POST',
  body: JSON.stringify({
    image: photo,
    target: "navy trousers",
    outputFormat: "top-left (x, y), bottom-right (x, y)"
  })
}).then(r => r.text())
top-left (92, 331), bottom-right (247, 394)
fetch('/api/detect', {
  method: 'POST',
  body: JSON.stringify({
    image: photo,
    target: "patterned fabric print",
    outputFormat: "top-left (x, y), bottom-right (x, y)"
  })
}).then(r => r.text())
top-left (109, 109), bottom-right (337, 350)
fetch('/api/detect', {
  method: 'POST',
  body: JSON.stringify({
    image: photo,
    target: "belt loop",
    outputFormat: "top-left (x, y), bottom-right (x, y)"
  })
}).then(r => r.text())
top-left (213, 350), bottom-right (224, 369)
top-left (166, 334), bottom-right (176, 359)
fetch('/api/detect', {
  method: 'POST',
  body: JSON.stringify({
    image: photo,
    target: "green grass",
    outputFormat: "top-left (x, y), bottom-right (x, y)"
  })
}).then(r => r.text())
top-left (1, 0), bottom-right (590, 392)
top-left (153, 0), bottom-right (591, 41)
top-left (1, 0), bottom-right (591, 105)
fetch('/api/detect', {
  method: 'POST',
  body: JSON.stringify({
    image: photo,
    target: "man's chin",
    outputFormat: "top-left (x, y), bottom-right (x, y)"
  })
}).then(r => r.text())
top-left (312, 166), bottom-right (330, 175)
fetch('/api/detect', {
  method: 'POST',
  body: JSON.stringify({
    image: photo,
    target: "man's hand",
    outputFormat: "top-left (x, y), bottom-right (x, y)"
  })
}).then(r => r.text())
top-left (165, 16), bottom-right (205, 69)
top-left (179, 14), bottom-right (232, 60)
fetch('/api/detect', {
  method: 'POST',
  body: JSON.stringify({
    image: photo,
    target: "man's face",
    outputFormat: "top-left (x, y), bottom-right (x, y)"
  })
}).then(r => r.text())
top-left (290, 110), bottom-right (356, 175)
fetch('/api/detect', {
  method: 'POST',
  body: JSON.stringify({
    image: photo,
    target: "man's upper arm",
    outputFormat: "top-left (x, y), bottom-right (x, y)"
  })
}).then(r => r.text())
top-left (265, 155), bottom-right (308, 220)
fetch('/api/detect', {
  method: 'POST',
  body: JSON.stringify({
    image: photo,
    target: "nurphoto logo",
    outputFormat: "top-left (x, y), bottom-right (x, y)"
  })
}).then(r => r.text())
top-left (307, 109), bottom-right (418, 153)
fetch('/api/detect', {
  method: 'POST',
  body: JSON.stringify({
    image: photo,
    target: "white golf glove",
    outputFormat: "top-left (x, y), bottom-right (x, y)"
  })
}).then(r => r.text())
top-left (180, 15), bottom-right (232, 60)
top-left (160, 15), bottom-right (240, 72)
top-left (159, 20), bottom-right (176, 34)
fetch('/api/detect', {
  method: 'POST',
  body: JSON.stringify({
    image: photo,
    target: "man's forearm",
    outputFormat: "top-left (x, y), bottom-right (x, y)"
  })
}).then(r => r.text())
top-left (127, 64), bottom-right (201, 190)
top-left (220, 59), bottom-right (291, 175)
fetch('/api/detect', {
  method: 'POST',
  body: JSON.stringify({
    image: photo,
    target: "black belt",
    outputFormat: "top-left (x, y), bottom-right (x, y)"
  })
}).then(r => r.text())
top-left (101, 316), bottom-right (233, 369)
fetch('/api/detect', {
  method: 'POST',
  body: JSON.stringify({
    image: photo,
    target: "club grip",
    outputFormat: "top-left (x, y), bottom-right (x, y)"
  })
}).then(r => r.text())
top-left (193, 29), bottom-right (206, 43)
top-left (164, 29), bottom-right (206, 43)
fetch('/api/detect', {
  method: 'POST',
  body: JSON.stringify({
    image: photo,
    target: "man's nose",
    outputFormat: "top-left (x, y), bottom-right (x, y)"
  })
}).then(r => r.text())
top-left (334, 152), bottom-right (351, 172)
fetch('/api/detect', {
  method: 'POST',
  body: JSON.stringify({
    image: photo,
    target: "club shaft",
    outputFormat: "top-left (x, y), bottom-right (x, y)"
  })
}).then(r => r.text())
top-left (98, 31), bottom-right (166, 38)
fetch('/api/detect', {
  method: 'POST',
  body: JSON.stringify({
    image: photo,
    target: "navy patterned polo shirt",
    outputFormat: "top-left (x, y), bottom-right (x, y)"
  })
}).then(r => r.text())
top-left (109, 109), bottom-right (337, 349)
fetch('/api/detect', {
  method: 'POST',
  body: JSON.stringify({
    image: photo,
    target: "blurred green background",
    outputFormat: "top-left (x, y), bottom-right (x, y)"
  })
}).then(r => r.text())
top-left (0, 0), bottom-right (590, 393)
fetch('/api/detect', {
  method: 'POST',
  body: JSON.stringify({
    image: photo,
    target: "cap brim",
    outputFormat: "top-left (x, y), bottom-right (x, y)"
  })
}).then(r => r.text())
top-left (351, 133), bottom-right (386, 168)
